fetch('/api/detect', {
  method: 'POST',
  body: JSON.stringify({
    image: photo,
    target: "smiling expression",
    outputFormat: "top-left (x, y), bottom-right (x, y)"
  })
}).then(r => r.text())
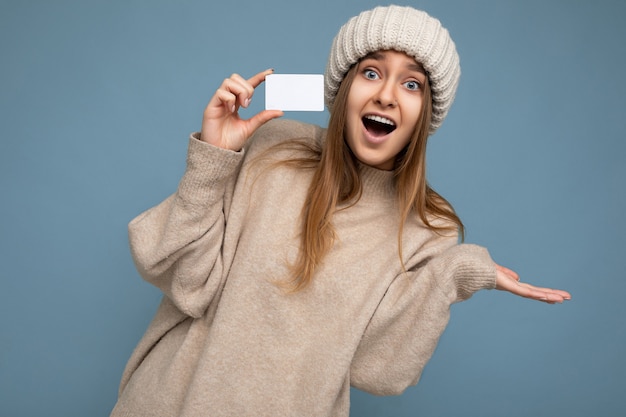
top-left (344, 50), bottom-right (428, 171)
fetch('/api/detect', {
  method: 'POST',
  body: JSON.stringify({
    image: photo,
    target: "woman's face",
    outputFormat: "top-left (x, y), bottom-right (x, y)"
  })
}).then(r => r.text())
top-left (344, 50), bottom-right (427, 171)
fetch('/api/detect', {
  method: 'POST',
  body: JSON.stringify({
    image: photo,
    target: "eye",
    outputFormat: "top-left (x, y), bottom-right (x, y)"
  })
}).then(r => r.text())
top-left (404, 80), bottom-right (421, 91)
top-left (363, 69), bottom-right (379, 80)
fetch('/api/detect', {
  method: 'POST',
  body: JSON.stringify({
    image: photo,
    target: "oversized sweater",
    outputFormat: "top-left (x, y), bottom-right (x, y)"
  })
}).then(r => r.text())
top-left (111, 119), bottom-right (496, 417)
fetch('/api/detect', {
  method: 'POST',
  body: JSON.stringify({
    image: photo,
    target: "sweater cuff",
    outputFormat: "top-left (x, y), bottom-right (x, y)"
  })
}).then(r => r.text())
top-left (440, 244), bottom-right (497, 302)
top-left (176, 133), bottom-right (244, 205)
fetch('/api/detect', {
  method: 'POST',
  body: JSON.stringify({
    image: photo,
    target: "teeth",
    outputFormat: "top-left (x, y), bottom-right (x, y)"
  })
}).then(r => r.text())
top-left (364, 115), bottom-right (395, 126)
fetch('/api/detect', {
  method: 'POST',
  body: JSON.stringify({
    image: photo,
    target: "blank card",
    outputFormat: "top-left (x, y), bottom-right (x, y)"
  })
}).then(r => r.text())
top-left (265, 74), bottom-right (324, 111)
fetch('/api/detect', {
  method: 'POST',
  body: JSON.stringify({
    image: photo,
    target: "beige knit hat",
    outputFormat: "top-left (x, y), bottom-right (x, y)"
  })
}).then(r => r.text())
top-left (324, 5), bottom-right (461, 134)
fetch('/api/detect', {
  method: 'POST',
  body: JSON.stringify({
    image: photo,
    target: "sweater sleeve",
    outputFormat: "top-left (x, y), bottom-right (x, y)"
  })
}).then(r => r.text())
top-left (350, 242), bottom-right (496, 396)
top-left (128, 133), bottom-right (244, 318)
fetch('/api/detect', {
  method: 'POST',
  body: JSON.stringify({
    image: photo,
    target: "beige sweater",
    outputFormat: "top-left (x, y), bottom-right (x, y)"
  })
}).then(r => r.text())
top-left (111, 119), bottom-right (496, 417)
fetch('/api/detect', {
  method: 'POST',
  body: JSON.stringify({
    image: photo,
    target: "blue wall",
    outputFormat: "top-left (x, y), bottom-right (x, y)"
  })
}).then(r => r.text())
top-left (1, 0), bottom-right (624, 416)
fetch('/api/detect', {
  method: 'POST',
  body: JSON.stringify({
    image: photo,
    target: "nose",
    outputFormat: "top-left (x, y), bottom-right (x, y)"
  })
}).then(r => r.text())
top-left (374, 81), bottom-right (397, 108)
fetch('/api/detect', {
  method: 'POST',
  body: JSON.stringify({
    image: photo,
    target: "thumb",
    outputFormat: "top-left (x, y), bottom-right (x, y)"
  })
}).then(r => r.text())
top-left (246, 109), bottom-right (284, 134)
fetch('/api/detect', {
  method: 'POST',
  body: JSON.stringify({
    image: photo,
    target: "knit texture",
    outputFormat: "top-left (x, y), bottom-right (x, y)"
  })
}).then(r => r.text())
top-left (324, 5), bottom-right (461, 134)
top-left (110, 119), bottom-right (495, 417)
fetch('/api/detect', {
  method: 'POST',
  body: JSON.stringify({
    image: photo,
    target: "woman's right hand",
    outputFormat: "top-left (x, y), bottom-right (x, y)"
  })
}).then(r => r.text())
top-left (200, 69), bottom-right (284, 151)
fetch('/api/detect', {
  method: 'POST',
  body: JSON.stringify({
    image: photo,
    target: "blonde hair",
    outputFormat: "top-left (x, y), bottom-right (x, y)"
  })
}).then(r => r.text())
top-left (264, 62), bottom-right (464, 292)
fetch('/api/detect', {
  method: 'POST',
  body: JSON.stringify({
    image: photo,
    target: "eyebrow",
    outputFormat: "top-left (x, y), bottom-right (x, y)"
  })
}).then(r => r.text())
top-left (361, 51), bottom-right (427, 75)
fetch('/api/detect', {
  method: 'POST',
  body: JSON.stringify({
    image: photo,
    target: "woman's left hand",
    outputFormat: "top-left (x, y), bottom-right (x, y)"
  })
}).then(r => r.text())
top-left (495, 264), bottom-right (571, 304)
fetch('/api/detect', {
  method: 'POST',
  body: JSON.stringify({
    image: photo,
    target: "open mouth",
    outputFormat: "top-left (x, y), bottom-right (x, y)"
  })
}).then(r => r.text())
top-left (362, 114), bottom-right (396, 137)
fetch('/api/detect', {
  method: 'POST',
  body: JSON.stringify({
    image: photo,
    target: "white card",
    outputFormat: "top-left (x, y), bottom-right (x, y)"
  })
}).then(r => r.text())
top-left (265, 74), bottom-right (324, 111)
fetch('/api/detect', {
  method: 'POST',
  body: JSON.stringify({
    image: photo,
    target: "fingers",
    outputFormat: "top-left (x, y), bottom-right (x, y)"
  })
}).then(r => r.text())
top-left (517, 282), bottom-right (571, 298)
top-left (517, 282), bottom-right (572, 304)
top-left (210, 69), bottom-right (274, 114)
top-left (217, 73), bottom-right (255, 113)
top-left (514, 283), bottom-right (567, 304)
top-left (515, 282), bottom-right (571, 304)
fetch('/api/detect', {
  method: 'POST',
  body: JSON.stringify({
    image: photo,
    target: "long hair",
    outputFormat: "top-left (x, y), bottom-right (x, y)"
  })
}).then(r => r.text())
top-left (274, 63), bottom-right (464, 291)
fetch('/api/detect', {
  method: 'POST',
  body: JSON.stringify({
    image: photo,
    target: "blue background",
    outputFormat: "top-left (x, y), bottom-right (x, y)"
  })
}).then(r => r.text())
top-left (1, 0), bottom-right (624, 416)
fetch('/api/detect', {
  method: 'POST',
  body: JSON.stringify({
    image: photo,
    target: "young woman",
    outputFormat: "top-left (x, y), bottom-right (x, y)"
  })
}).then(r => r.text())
top-left (111, 5), bottom-right (570, 417)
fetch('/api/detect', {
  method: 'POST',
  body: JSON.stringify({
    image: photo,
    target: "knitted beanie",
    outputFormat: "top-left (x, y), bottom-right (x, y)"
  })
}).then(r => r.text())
top-left (324, 5), bottom-right (461, 134)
